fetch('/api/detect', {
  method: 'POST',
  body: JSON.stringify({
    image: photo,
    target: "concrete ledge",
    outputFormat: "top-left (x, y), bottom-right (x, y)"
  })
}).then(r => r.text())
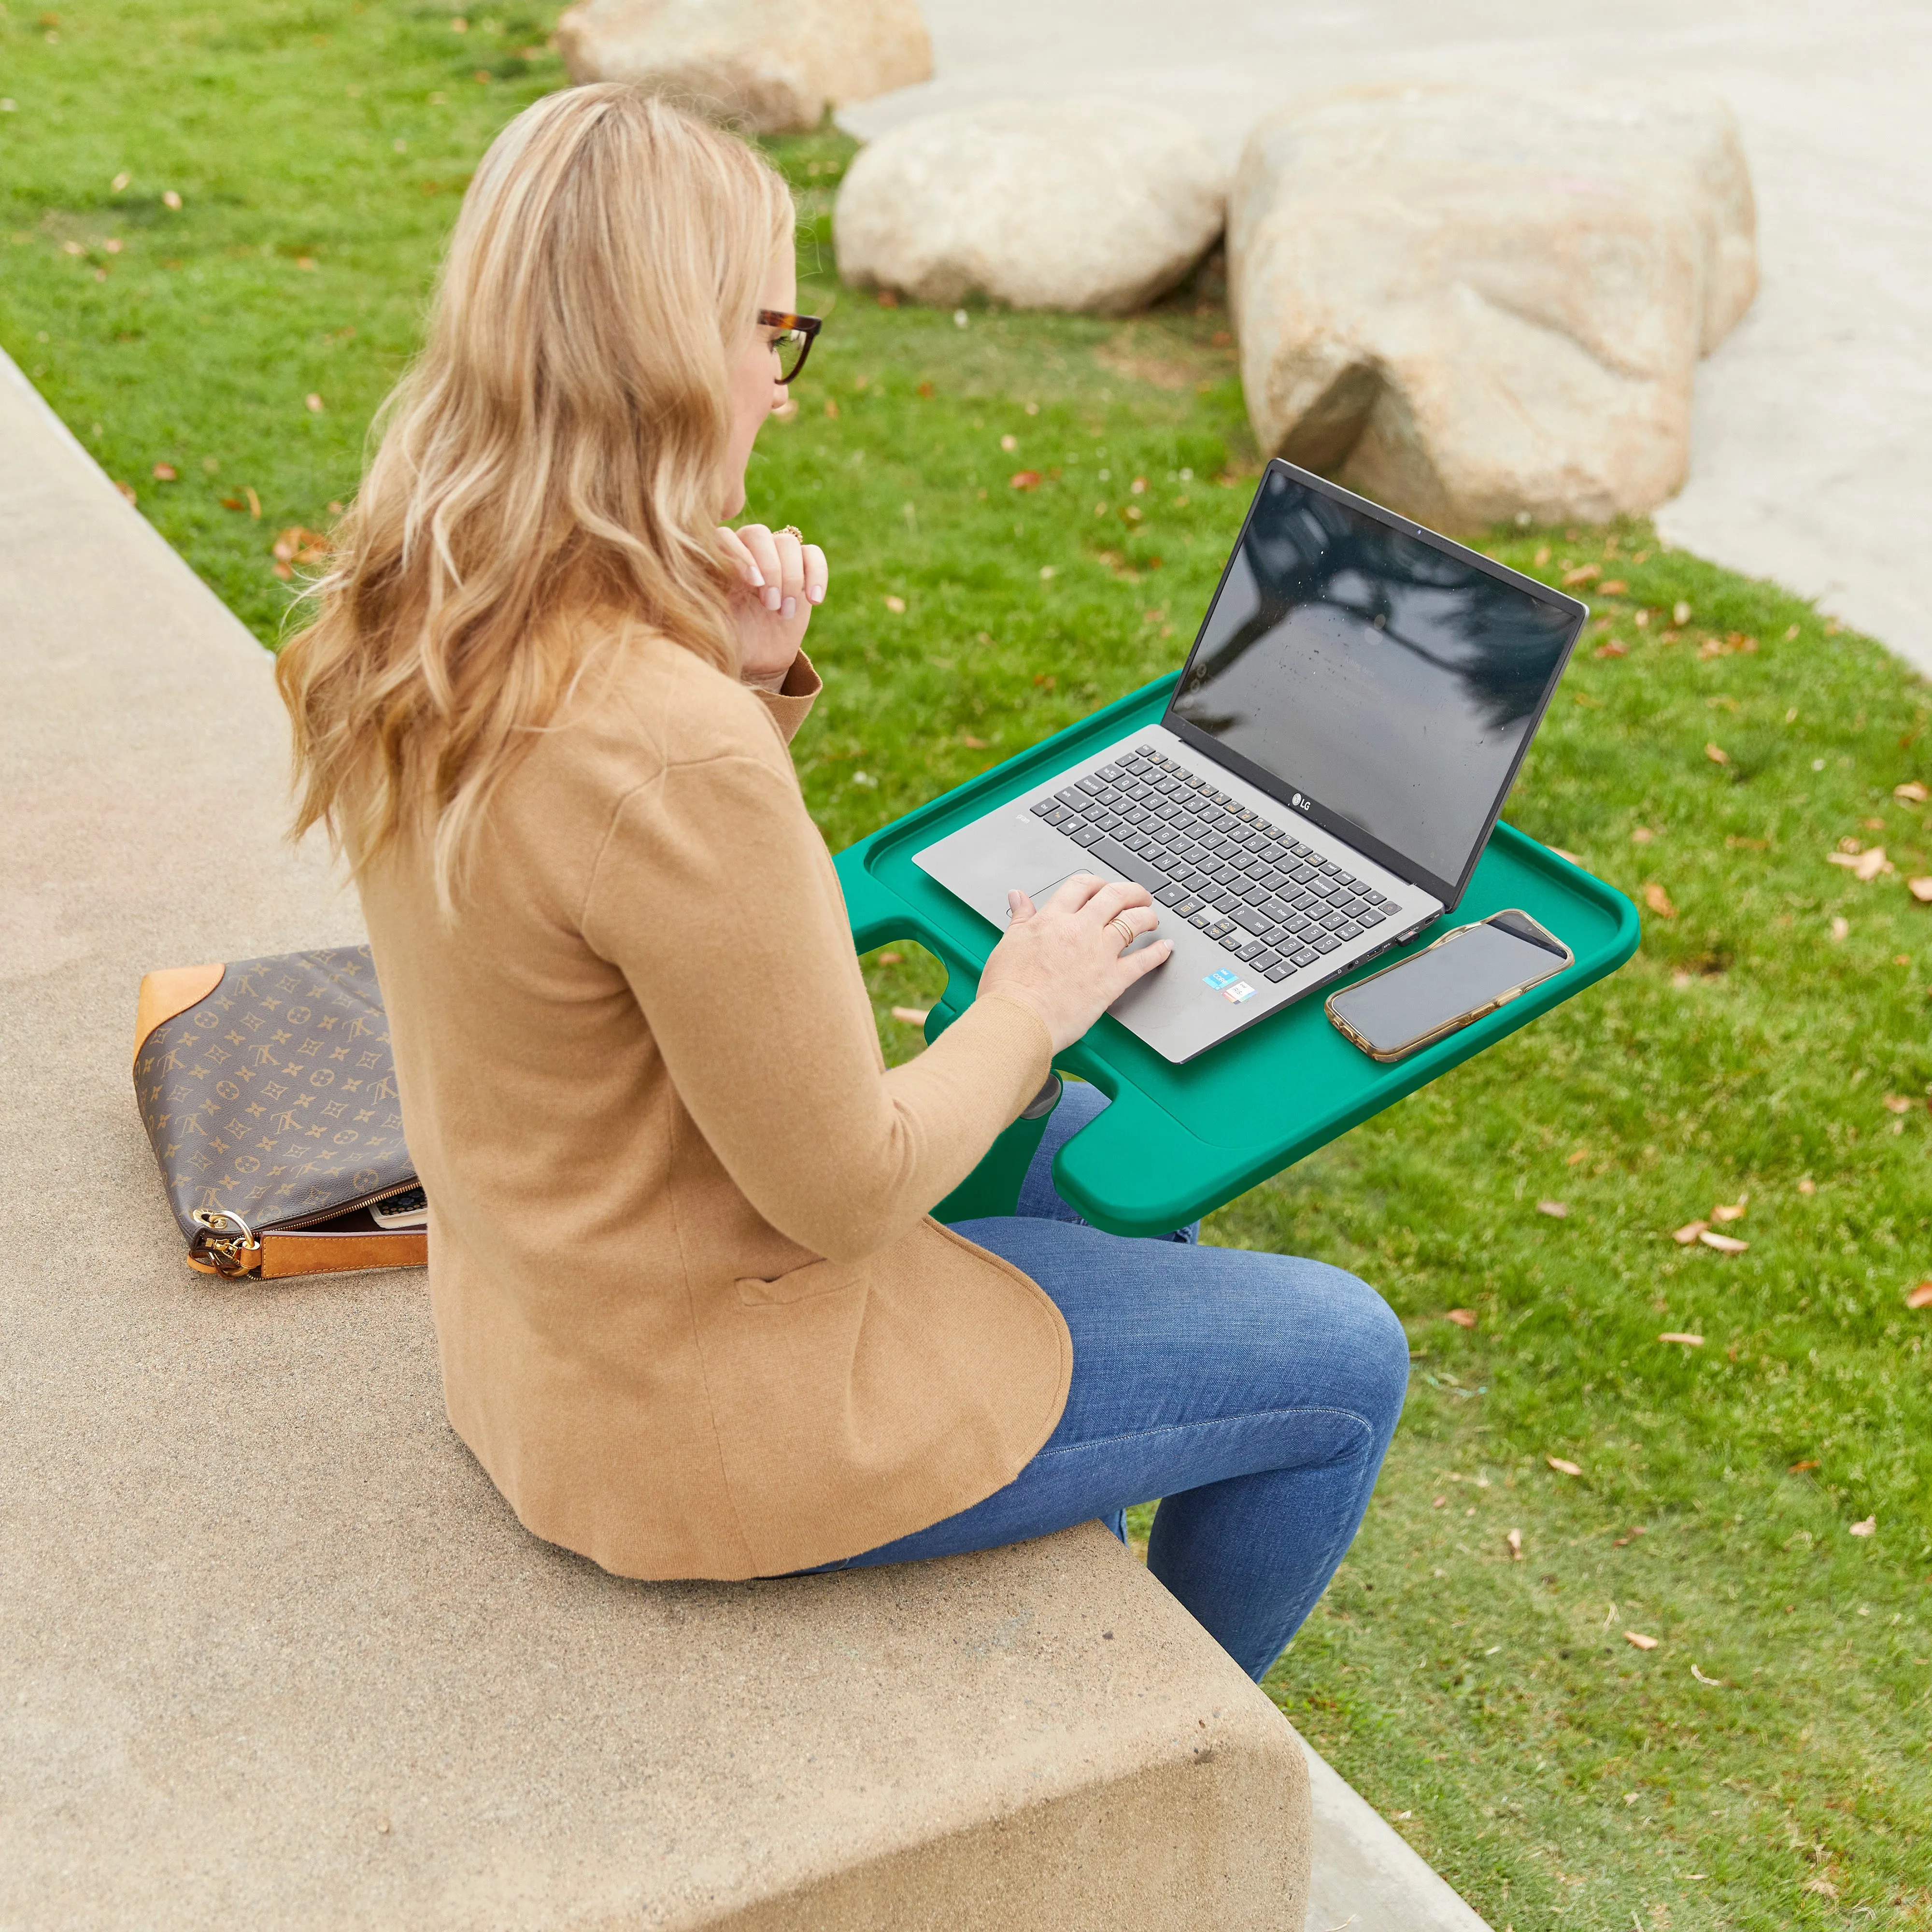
top-left (0, 349), bottom-right (1313, 1929)
top-left (1301, 1741), bottom-right (1492, 1932)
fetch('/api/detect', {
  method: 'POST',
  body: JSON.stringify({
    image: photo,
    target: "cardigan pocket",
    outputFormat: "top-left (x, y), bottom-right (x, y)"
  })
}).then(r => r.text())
top-left (735, 1257), bottom-right (864, 1309)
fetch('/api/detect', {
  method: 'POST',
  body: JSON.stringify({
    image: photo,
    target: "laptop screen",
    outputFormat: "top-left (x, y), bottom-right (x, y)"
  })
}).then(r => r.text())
top-left (1166, 463), bottom-right (1583, 900)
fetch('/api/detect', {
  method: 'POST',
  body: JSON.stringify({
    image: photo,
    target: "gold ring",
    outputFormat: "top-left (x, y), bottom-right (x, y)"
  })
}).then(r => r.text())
top-left (780, 525), bottom-right (804, 542)
top-left (1108, 914), bottom-right (1137, 950)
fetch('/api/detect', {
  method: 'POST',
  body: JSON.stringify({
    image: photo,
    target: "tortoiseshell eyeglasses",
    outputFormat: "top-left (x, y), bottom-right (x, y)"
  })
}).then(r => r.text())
top-left (759, 309), bottom-right (822, 385)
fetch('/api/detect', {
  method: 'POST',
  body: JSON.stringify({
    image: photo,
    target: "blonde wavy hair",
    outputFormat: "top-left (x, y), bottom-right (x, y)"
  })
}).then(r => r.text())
top-left (277, 85), bottom-right (794, 905)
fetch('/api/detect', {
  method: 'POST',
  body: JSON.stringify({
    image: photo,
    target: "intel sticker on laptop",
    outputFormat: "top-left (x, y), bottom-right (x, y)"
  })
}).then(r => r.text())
top-left (1203, 969), bottom-right (1257, 1004)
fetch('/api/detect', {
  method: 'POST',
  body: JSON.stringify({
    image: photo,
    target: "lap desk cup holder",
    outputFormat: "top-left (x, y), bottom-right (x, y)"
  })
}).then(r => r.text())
top-left (836, 673), bottom-right (1640, 1237)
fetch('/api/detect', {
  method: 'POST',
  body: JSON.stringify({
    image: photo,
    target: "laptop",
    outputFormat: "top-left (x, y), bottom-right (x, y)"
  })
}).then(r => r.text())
top-left (912, 458), bottom-right (1588, 1063)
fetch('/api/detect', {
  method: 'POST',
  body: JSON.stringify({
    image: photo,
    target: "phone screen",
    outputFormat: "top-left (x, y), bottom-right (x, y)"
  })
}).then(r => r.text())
top-left (1329, 913), bottom-right (1567, 1057)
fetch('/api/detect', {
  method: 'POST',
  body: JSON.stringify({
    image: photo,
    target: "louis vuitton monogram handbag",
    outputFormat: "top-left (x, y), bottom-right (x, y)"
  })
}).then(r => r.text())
top-left (133, 945), bottom-right (427, 1279)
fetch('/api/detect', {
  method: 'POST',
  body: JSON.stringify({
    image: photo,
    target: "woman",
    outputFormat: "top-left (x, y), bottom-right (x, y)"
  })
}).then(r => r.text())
top-left (277, 85), bottom-right (1406, 1682)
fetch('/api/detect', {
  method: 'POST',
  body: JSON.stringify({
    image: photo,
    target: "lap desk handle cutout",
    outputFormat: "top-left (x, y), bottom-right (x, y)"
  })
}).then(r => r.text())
top-left (837, 465), bottom-right (1639, 1237)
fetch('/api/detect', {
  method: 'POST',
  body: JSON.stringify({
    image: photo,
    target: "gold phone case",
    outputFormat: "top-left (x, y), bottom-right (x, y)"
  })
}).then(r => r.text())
top-left (1324, 909), bottom-right (1575, 1063)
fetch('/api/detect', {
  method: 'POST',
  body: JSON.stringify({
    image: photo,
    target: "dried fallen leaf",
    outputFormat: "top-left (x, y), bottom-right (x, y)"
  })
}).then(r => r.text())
top-left (305, 392), bottom-right (324, 413)
top-left (999, 433), bottom-right (1018, 452)
top-left (1705, 741), bottom-right (1730, 766)
top-left (1691, 1663), bottom-right (1723, 1686)
top-left (958, 733), bottom-right (988, 749)
top-left (1536, 1199), bottom-right (1568, 1219)
top-left (875, 951), bottom-right (903, 966)
top-left (1789, 1458), bottom-right (1820, 1472)
top-left (162, 188), bottom-right (182, 211)
top-left (1562, 563), bottom-right (1599, 586)
top-left (1506, 1528), bottom-right (1523, 1560)
top-left (1896, 781), bottom-right (1930, 803)
top-left (822, 398), bottom-right (839, 419)
top-left (113, 479), bottom-right (137, 504)
top-left (1566, 1148), bottom-right (1590, 1166)
top-left (1805, 1878), bottom-right (1840, 1901)
top-left (1673, 600), bottom-right (1692, 625)
top-left (889, 1006), bottom-right (930, 1026)
top-left (1547, 1456), bottom-right (1582, 1476)
top-left (1658, 1331), bottom-right (1705, 1346)
top-left (1643, 881), bottom-right (1677, 918)
top-left (1850, 1516), bottom-right (1876, 1537)
top-left (1597, 578), bottom-right (1628, 596)
top-left (1432, 1494), bottom-right (1447, 1508)
top-left (1831, 916), bottom-right (1850, 942)
top-left (1907, 1282), bottom-right (1932, 1309)
top-left (1910, 878), bottom-right (1932, 904)
top-left (1630, 824), bottom-right (1655, 844)
top-left (111, 169), bottom-right (131, 191)
top-left (1698, 1230), bottom-right (1748, 1254)
top-left (1625, 1630), bottom-right (1659, 1650)
top-left (1710, 1198), bottom-right (1747, 1222)
top-left (1883, 1093), bottom-right (1915, 1114)
top-left (1009, 470), bottom-right (1041, 491)
top-left (1443, 1308), bottom-right (1478, 1328)
top-left (1856, 846), bottom-right (1889, 881)
top-left (1798, 1176), bottom-right (1817, 1195)
top-left (1672, 1221), bottom-right (1708, 1245)
top-left (272, 526), bottom-right (329, 567)
top-left (245, 485), bottom-right (260, 519)
top-left (151, 461), bottom-right (177, 481)
top-left (1592, 639), bottom-right (1626, 659)
top-left (883, 594), bottom-right (906, 614)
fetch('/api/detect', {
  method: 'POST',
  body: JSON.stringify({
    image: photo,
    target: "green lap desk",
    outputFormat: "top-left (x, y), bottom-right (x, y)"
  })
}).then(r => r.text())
top-left (835, 672), bottom-right (1640, 1238)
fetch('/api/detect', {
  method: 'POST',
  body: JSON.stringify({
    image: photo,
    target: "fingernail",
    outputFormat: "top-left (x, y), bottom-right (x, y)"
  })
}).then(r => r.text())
top-left (781, 596), bottom-right (796, 619)
top-left (809, 584), bottom-right (825, 604)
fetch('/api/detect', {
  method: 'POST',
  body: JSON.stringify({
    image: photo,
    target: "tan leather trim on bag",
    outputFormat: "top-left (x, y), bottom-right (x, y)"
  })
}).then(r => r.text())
top-left (259, 1228), bottom-right (427, 1279)
top-left (134, 961), bottom-right (226, 1065)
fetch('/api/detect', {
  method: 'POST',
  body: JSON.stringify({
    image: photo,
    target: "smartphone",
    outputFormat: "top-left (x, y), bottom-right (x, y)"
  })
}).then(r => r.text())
top-left (369, 1184), bottom-right (428, 1230)
top-left (1326, 909), bottom-right (1573, 1063)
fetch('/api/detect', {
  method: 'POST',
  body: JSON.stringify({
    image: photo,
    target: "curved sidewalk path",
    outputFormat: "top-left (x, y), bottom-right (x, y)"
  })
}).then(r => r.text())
top-left (844, 0), bottom-right (1932, 674)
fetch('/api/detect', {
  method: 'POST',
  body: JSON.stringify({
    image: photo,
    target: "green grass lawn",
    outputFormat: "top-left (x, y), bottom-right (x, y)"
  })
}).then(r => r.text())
top-left (6, 8), bottom-right (1929, 1926)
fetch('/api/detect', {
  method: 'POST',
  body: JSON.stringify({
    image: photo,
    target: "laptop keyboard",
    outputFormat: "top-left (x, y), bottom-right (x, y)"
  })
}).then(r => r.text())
top-left (1028, 742), bottom-right (1402, 984)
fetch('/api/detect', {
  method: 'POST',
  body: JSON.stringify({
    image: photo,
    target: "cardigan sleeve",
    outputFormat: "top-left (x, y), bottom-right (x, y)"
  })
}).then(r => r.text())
top-left (749, 650), bottom-right (822, 745)
top-left (580, 747), bottom-right (1053, 1263)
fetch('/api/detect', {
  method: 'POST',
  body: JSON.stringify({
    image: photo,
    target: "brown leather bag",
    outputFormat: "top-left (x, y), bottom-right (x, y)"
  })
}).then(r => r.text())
top-left (133, 945), bottom-right (427, 1279)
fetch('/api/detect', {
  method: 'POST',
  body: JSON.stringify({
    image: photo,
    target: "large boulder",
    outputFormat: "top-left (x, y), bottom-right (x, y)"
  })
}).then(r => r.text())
top-left (555, 0), bottom-right (931, 137)
top-left (1228, 85), bottom-right (1759, 531)
top-left (835, 98), bottom-right (1227, 316)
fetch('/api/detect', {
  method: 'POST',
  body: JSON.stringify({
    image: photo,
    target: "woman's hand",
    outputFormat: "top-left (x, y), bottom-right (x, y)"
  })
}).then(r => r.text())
top-left (977, 873), bottom-right (1174, 1054)
top-left (719, 523), bottom-right (828, 690)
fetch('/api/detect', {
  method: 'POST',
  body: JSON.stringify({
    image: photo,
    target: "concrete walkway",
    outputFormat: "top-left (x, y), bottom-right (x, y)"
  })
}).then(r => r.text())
top-left (842, 0), bottom-right (1932, 675)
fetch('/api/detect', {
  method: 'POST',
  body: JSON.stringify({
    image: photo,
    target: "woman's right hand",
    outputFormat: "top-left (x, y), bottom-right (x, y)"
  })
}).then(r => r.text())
top-left (977, 873), bottom-right (1173, 1054)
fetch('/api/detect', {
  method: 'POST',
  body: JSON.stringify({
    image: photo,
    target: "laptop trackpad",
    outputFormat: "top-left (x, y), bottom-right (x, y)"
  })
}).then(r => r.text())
top-left (1015, 870), bottom-right (1164, 956)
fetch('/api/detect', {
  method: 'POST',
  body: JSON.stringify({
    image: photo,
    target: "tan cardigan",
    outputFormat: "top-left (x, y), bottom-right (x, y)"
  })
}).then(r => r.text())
top-left (355, 632), bottom-right (1070, 1579)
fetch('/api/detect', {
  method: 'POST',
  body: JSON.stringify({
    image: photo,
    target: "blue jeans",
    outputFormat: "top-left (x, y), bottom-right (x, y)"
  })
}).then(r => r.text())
top-left (835, 1081), bottom-right (1408, 1682)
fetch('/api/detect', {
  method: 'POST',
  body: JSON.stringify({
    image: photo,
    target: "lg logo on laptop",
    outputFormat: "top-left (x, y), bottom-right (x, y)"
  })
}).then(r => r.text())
top-left (1292, 792), bottom-right (1307, 809)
